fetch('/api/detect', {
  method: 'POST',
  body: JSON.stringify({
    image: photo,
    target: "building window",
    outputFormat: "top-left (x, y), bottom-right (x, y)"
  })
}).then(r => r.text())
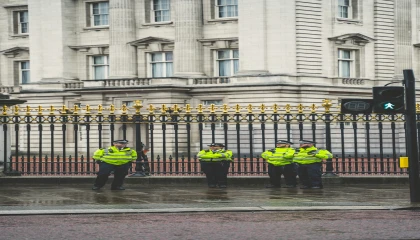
top-left (153, 0), bottom-right (171, 22)
top-left (90, 2), bottom-right (109, 26)
top-left (12, 10), bottom-right (29, 34)
top-left (122, 101), bottom-right (134, 107)
top-left (20, 61), bottom-right (30, 84)
top-left (91, 55), bottom-right (109, 79)
top-left (18, 11), bottom-right (28, 34)
top-left (217, 0), bottom-right (238, 18)
top-left (216, 50), bottom-right (239, 77)
top-left (338, 49), bottom-right (354, 78)
top-left (338, 0), bottom-right (359, 20)
top-left (149, 52), bottom-right (173, 77)
top-left (203, 100), bottom-right (224, 128)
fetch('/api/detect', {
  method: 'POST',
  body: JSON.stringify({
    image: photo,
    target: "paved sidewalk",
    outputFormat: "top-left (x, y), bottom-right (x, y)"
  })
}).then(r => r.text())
top-left (0, 182), bottom-right (418, 215)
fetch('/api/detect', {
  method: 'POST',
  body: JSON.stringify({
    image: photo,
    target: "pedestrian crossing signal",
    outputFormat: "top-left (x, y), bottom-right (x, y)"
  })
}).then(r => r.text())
top-left (372, 87), bottom-right (405, 114)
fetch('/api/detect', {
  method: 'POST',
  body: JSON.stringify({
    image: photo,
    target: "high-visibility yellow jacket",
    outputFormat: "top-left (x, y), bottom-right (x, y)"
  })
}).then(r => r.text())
top-left (197, 149), bottom-right (233, 162)
top-left (293, 146), bottom-right (333, 165)
top-left (261, 147), bottom-right (295, 166)
top-left (93, 146), bottom-right (137, 166)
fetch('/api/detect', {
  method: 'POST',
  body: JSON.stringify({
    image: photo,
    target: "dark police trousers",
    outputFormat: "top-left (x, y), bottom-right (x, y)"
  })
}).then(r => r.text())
top-left (267, 163), bottom-right (297, 187)
top-left (94, 161), bottom-right (130, 189)
top-left (297, 162), bottom-right (322, 187)
top-left (201, 161), bottom-right (231, 186)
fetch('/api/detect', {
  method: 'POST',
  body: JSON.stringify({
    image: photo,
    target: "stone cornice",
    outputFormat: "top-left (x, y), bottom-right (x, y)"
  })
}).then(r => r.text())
top-left (197, 37), bottom-right (238, 48)
top-left (128, 37), bottom-right (174, 46)
top-left (0, 47), bottom-right (29, 57)
top-left (328, 33), bottom-right (375, 46)
top-left (68, 44), bottom-right (109, 50)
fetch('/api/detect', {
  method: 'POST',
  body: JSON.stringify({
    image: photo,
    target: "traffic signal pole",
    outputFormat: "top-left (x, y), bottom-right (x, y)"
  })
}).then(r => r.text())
top-left (403, 69), bottom-right (420, 202)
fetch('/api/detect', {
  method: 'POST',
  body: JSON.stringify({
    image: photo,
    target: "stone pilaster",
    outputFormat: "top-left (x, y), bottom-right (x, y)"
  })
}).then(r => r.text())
top-left (236, 0), bottom-right (269, 75)
top-left (28, 0), bottom-right (77, 82)
top-left (109, 0), bottom-right (137, 78)
top-left (173, 0), bottom-right (204, 77)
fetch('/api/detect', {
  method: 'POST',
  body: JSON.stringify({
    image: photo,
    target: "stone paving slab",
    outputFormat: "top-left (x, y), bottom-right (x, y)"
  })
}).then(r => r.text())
top-left (0, 184), bottom-right (418, 215)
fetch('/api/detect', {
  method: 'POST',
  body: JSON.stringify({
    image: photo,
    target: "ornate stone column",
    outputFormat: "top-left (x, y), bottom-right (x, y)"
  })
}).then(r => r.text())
top-left (173, 0), bottom-right (204, 77)
top-left (109, 0), bottom-right (137, 78)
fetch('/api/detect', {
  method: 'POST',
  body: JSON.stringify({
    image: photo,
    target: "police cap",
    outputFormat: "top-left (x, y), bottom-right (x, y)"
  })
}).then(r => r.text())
top-left (208, 143), bottom-right (225, 147)
top-left (276, 140), bottom-right (294, 145)
top-left (299, 140), bottom-right (316, 144)
top-left (113, 139), bottom-right (129, 144)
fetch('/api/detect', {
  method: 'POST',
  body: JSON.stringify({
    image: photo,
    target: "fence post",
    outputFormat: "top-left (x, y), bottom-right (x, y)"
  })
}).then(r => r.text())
top-left (323, 99), bottom-right (335, 176)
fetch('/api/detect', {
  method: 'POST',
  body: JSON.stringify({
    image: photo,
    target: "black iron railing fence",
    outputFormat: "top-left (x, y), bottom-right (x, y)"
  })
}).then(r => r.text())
top-left (0, 100), bottom-right (412, 176)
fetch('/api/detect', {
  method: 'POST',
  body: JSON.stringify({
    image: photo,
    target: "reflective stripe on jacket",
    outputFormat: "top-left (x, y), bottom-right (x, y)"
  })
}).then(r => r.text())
top-left (197, 149), bottom-right (233, 162)
top-left (293, 146), bottom-right (333, 165)
top-left (261, 147), bottom-right (295, 166)
top-left (93, 146), bottom-right (137, 166)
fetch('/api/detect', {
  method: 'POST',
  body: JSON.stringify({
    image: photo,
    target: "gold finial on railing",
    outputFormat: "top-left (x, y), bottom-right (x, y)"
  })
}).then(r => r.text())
top-left (83, 105), bottom-right (91, 114)
top-left (197, 104), bottom-right (203, 113)
top-left (297, 104), bottom-right (304, 113)
top-left (222, 104), bottom-right (228, 113)
top-left (121, 104), bottom-right (128, 114)
top-left (161, 104), bottom-right (167, 113)
top-left (60, 105), bottom-right (69, 114)
top-left (109, 104), bottom-right (115, 114)
top-left (148, 104), bottom-right (155, 113)
top-left (14, 105), bottom-right (19, 115)
top-left (235, 104), bottom-right (241, 113)
top-left (133, 100), bottom-right (142, 114)
top-left (98, 104), bottom-right (103, 114)
top-left (285, 104), bottom-right (291, 113)
top-left (36, 106), bottom-right (43, 115)
top-left (72, 104), bottom-right (80, 114)
top-left (49, 106), bottom-right (56, 114)
top-left (310, 104), bottom-right (317, 113)
top-left (246, 104), bottom-right (253, 113)
top-left (185, 104), bottom-right (191, 113)
top-left (26, 106), bottom-right (32, 115)
top-left (209, 104), bottom-right (216, 113)
top-left (259, 104), bottom-right (266, 113)
top-left (273, 104), bottom-right (279, 113)
top-left (416, 103), bottom-right (420, 113)
top-left (172, 104), bottom-right (179, 113)
top-left (2, 105), bottom-right (8, 115)
top-left (322, 99), bottom-right (332, 113)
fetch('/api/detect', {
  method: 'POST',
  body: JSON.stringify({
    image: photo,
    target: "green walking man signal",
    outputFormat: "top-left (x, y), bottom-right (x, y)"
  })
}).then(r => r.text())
top-left (372, 86), bottom-right (405, 114)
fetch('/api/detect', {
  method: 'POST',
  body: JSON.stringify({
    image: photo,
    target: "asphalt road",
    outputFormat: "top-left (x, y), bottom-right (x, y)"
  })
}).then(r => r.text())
top-left (0, 210), bottom-right (419, 240)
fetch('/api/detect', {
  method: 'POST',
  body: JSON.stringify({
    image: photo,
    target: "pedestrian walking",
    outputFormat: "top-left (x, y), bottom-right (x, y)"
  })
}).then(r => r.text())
top-left (92, 139), bottom-right (138, 190)
top-left (261, 140), bottom-right (297, 188)
top-left (197, 143), bottom-right (233, 188)
top-left (129, 143), bottom-right (150, 177)
top-left (293, 140), bottom-right (333, 189)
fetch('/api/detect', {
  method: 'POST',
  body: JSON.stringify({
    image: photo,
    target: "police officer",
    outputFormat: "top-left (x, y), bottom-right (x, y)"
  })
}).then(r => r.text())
top-left (293, 140), bottom-right (333, 189)
top-left (197, 143), bottom-right (233, 188)
top-left (261, 140), bottom-right (296, 188)
top-left (129, 143), bottom-right (150, 177)
top-left (92, 139), bottom-right (138, 190)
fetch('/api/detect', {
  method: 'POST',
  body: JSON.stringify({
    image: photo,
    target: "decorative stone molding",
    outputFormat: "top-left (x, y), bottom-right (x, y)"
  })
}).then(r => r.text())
top-left (198, 37), bottom-right (239, 49)
top-left (129, 37), bottom-right (174, 51)
top-left (68, 44), bottom-right (109, 54)
top-left (328, 33), bottom-right (375, 46)
top-left (0, 47), bottom-right (29, 58)
top-left (341, 78), bottom-right (366, 85)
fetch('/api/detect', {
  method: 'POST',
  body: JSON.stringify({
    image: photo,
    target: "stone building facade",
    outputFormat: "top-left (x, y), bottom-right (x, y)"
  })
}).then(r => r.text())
top-left (0, 0), bottom-right (417, 156)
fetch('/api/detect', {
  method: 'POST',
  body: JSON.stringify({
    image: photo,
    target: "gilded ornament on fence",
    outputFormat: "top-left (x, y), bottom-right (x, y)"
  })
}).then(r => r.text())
top-left (322, 99), bottom-right (332, 113)
top-left (285, 104), bottom-right (291, 113)
top-left (197, 104), bottom-right (203, 113)
top-left (310, 104), bottom-right (317, 113)
top-left (222, 104), bottom-right (228, 113)
top-left (133, 100), bottom-right (142, 114)
top-left (259, 104), bottom-right (266, 113)
top-left (297, 104), bottom-right (304, 113)
top-left (247, 104), bottom-right (253, 113)
top-left (272, 104), bottom-right (278, 113)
